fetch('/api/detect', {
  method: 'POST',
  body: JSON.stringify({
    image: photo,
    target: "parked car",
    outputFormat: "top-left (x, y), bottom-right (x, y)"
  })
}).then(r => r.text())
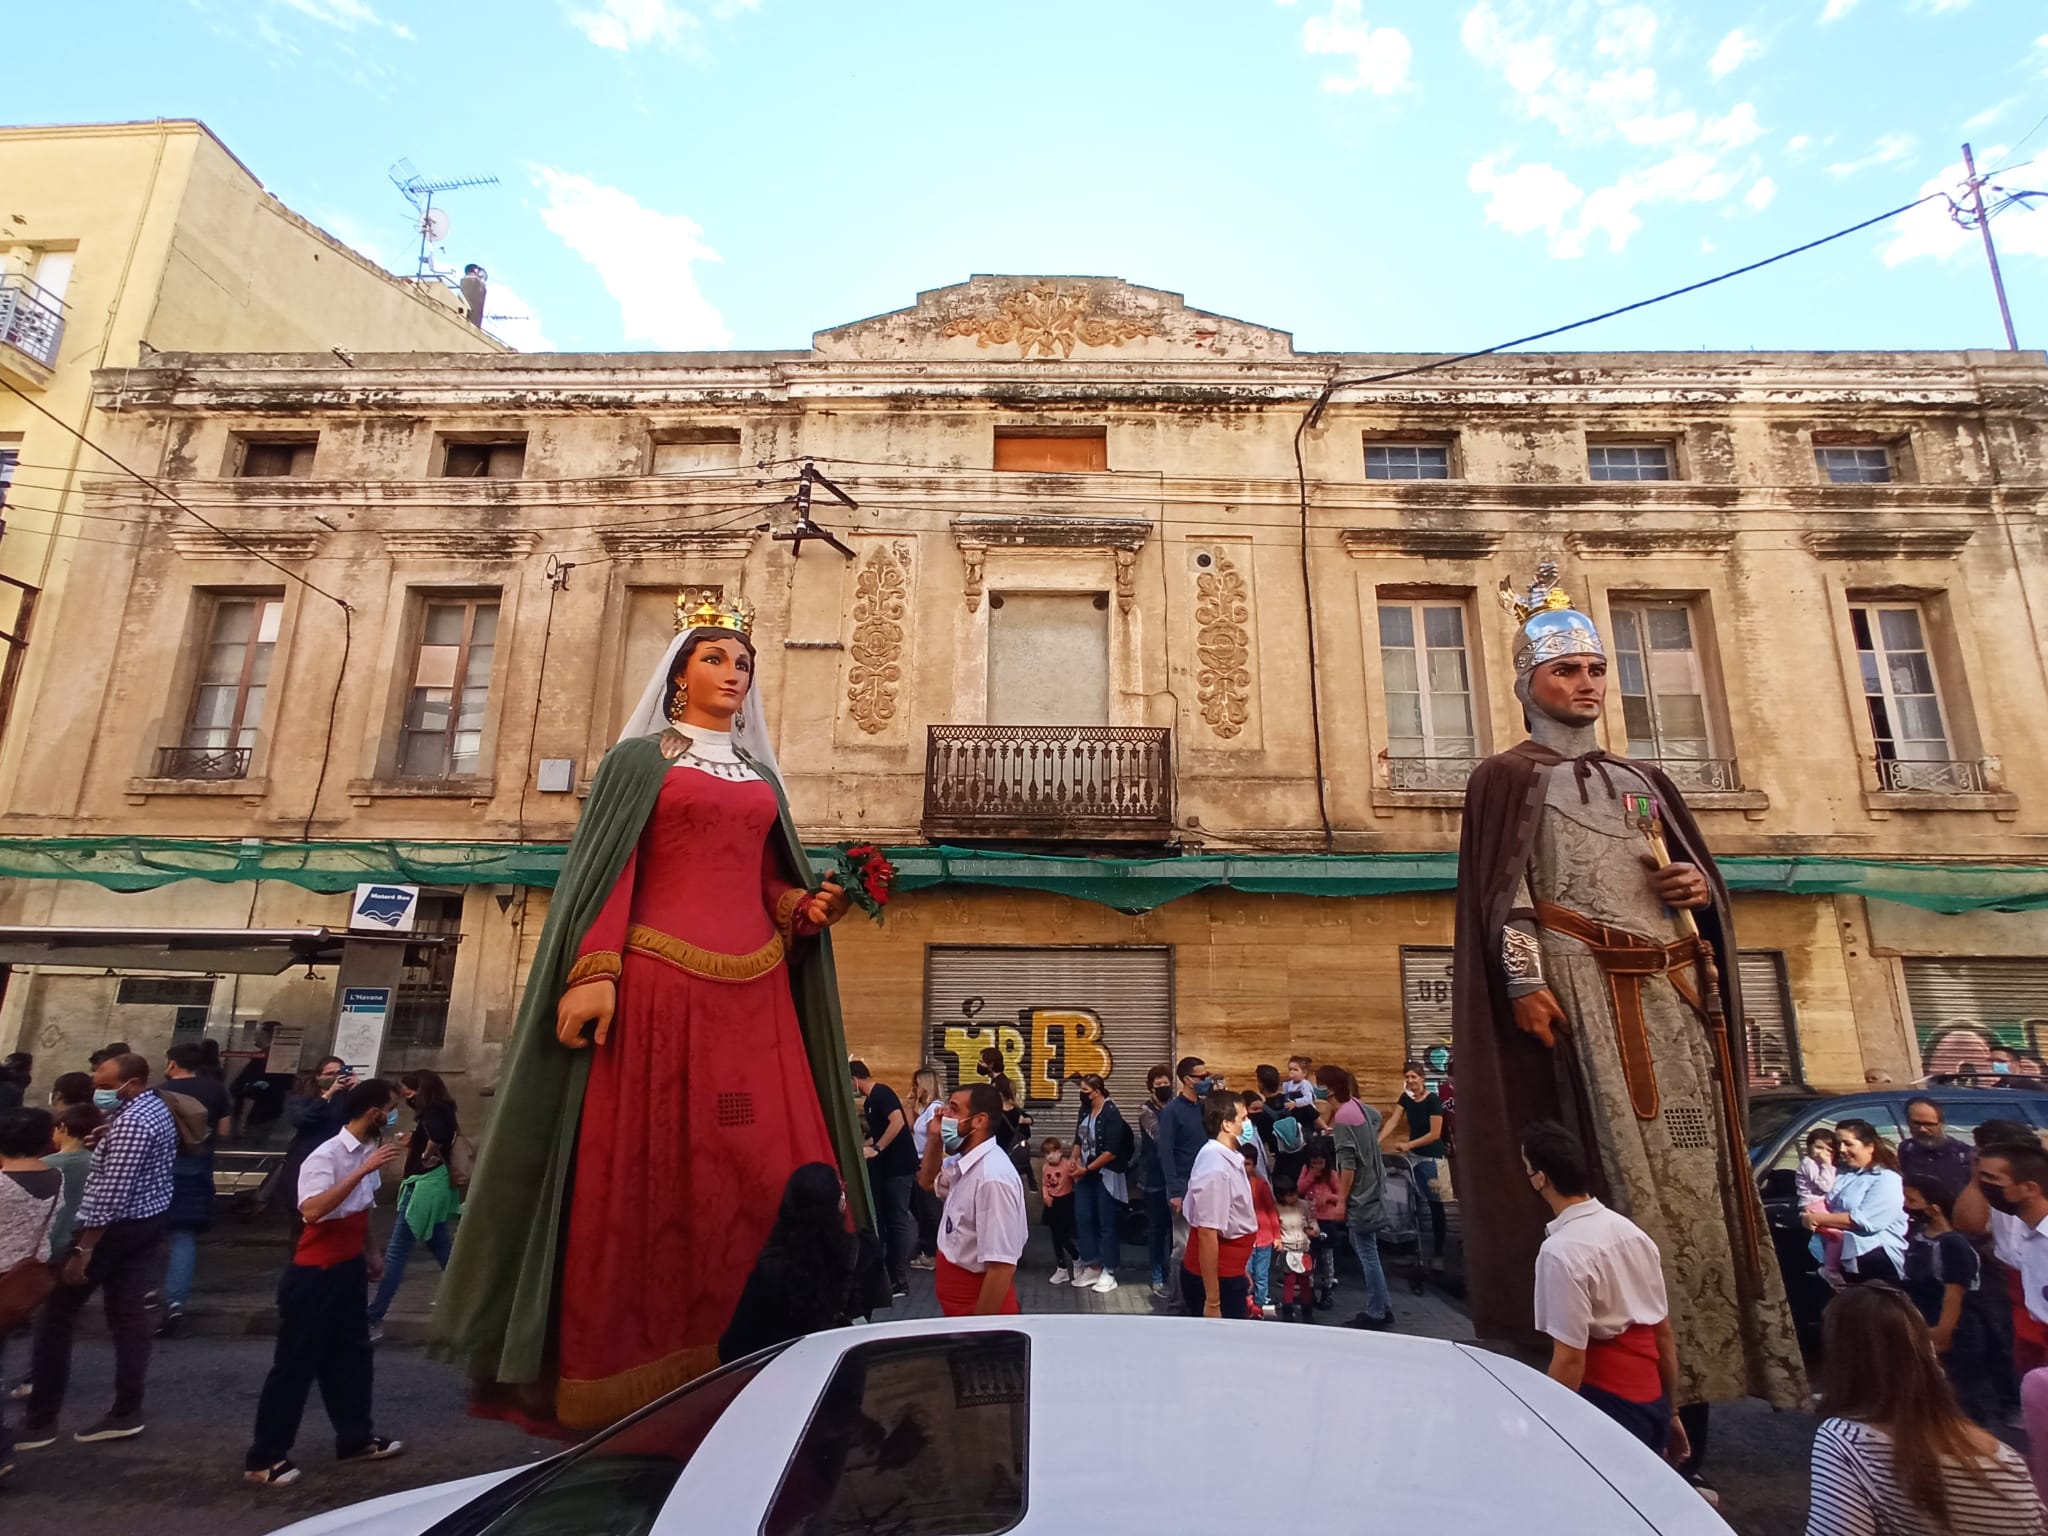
top-left (265, 1316), bottom-right (1730, 1536)
top-left (1749, 1084), bottom-right (2048, 1347)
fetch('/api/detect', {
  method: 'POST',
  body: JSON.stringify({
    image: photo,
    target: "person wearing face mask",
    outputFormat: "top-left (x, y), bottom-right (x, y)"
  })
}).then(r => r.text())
top-left (241, 1078), bottom-right (406, 1488)
top-left (1154, 1056), bottom-right (1211, 1289)
top-left (1956, 1136), bottom-right (2048, 1501)
top-left (1181, 1090), bottom-right (1258, 1320)
top-left (268, 1056), bottom-right (352, 1227)
top-left (1137, 1063), bottom-right (1174, 1300)
top-left (1069, 1074), bottom-right (1132, 1295)
top-left (18, 1054), bottom-right (177, 1449)
top-left (916, 1085), bottom-right (1025, 1317)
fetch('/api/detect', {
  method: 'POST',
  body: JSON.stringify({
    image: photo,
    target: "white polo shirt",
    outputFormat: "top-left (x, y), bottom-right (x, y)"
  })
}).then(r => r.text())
top-left (298, 1127), bottom-right (382, 1222)
top-left (1533, 1198), bottom-right (1669, 1350)
top-left (937, 1135), bottom-right (1027, 1273)
top-left (1990, 1208), bottom-right (2048, 1326)
top-left (1181, 1139), bottom-right (1257, 1239)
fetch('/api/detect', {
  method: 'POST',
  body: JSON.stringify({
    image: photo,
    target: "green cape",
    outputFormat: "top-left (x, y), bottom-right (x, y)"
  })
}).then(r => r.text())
top-left (431, 733), bottom-right (874, 1390)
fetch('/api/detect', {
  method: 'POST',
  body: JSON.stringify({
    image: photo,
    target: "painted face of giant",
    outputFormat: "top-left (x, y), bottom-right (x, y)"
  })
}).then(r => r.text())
top-left (669, 630), bottom-right (755, 726)
top-left (1526, 653), bottom-right (1607, 726)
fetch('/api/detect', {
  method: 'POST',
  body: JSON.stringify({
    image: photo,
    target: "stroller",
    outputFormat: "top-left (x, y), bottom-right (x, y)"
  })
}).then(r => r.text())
top-left (1377, 1151), bottom-right (1430, 1296)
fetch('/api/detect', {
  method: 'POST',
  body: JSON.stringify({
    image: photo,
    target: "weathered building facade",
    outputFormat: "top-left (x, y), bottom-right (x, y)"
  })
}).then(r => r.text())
top-left (3, 277), bottom-right (2046, 1123)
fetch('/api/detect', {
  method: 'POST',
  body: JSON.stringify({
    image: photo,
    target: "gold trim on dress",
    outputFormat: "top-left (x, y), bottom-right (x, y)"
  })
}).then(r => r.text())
top-left (625, 923), bottom-right (785, 983)
top-left (773, 886), bottom-right (807, 943)
top-left (556, 1342), bottom-right (721, 1427)
top-left (565, 951), bottom-right (621, 987)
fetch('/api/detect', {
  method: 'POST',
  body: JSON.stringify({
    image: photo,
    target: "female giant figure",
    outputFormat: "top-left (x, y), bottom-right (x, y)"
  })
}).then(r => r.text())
top-left (435, 601), bottom-right (871, 1431)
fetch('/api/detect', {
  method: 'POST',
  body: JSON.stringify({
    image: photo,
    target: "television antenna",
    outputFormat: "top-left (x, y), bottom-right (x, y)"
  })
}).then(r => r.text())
top-left (388, 158), bottom-right (499, 279)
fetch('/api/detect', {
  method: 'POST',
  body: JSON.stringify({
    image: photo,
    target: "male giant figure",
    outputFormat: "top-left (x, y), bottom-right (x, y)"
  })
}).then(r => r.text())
top-left (1451, 563), bottom-right (1803, 1415)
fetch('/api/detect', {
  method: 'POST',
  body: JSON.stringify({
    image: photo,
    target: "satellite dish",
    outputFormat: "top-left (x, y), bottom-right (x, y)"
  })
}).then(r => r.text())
top-left (421, 207), bottom-right (451, 243)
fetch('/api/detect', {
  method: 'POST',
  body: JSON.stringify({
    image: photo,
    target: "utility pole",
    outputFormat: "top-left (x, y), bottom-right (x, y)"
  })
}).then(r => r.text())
top-left (1962, 143), bottom-right (2020, 350)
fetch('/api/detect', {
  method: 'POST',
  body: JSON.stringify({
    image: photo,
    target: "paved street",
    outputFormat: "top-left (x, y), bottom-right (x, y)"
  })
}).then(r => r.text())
top-left (0, 1213), bottom-right (1823, 1534)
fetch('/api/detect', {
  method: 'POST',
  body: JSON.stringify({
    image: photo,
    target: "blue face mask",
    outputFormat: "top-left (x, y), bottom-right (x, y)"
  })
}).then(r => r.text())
top-left (93, 1088), bottom-right (121, 1111)
top-left (1993, 1060), bottom-right (2013, 1075)
top-left (1238, 1123), bottom-right (1260, 1150)
top-left (938, 1116), bottom-right (965, 1154)
top-left (385, 1107), bottom-right (400, 1129)
top-left (1194, 1076), bottom-right (1215, 1098)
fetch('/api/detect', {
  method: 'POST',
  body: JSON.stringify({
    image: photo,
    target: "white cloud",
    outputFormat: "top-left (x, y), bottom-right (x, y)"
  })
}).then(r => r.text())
top-left (277, 0), bottom-right (410, 36)
top-left (1880, 148), bottom-right (2048, 266)
top-left (1300, 1), bottom-right (1413, 95)
top-left (1786, 133), bottom-right (1813, 155)
top-left (1708, 28), bottom-right (1764, 77)
top-left (1964, 99), bottom-right (2014, 132)
top-left (1594, 4), bottom-right (1659, 61)
top-left (1468, 157), bottom-right (1583, 244)
top-left (478, 280), bottom-right (555, 352)
top-left (1745, 175), bottom-right (1778, 209)
top-left (531, 166), bottom-right (731, 349)
top-left (567, 0), bottom-right (702, 52)
top-left (1826, 134), bottom-right (1914, 177)
top-left (1821, 0), bottom-right (1859, 21)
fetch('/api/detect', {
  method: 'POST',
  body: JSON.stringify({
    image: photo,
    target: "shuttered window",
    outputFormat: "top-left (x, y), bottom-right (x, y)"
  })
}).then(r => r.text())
top-left (924, 946), bottom-right (1171, 1110)
top-left (992, 429), bottom-right (1107, 473)
top-left (1905, 958), bottom-right (2048, 1078)
top-left (1399, 948), bottom-right (1456, 1079)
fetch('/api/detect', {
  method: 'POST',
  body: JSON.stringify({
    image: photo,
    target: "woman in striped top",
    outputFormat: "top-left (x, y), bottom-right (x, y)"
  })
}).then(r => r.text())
top-left (1806, 1284), bottom-right (2043, 1535)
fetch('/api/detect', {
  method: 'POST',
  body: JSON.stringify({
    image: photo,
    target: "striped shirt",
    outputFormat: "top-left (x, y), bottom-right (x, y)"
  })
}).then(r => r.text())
top-left (75, 1090), bottom-right (176, 1230)
top-left (1805, 1418), bottom-right (2044, 1536)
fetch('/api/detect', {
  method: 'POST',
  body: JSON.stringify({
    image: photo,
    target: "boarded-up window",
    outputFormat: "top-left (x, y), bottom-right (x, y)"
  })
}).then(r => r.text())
top-left (443, 439), bottom-right (527, 478)
top-left (993, 429), bottom-right (1107, 473)
top-left (652, 428), bottom-right (742, 474)
top-left (237, 437), bottom-right (318, 477)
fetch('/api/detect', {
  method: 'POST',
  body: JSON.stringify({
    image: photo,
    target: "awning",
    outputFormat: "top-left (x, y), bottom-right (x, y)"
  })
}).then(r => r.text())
top-left (0, 836), bottom-right (2045, 916)
top-left (0, 925), bottom-right (460, 975)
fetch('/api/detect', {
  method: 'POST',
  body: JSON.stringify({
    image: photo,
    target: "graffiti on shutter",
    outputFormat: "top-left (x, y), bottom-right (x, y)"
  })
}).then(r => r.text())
top-left (1905, 958), bottom-right (2048, 1078)
top-left (1399, 948), bottom-right (1455, 1086)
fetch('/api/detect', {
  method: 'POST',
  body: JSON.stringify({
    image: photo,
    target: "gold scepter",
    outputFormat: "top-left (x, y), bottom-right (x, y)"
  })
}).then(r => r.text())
top-left (1630, 791), bottom-right (1765, 1275)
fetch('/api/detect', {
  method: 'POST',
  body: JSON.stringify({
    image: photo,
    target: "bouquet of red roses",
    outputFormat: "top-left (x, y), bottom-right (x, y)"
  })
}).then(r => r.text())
top-left (819, 842), bottom-right (898, 924)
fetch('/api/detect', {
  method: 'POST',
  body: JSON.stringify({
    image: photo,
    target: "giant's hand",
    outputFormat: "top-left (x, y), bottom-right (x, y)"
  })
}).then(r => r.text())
top-left (1511, 988), bottom-right (1570, 1050)
top-left (803, 877), bottom-right (853, 929)
top-left (1644, 855), bottom-right (1712, 910)
top-left (556, 977), bottom-right (616, 1050)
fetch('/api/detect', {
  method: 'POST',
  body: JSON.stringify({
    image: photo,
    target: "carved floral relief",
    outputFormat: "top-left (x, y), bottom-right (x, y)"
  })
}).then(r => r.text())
top-left (846, 542), bottom-right (911, 735)
top-left (942, 283), bottom-right (1158, 359)
top-left (1194, 552), bottom-right (1251, 740)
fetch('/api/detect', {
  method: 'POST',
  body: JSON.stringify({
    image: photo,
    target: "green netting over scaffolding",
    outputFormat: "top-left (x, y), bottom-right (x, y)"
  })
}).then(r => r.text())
top-left (0, 837), bottom-right (2046, 916)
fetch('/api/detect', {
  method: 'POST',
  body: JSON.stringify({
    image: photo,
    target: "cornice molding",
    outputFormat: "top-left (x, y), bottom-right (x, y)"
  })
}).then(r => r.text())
top-left (379, 529), bottom-right (540, 561)
top-left (949, 515), bottom-right (1153, 552)
top-left (596, 526), bottom-right (758, 560)
top-left (1565, 528), bottom-right (1735, 559)
top-left (1339, 527), bottom-right (1502, 561)
top-left (163, 527), bottom-right (322, 561)
top-left (1803, 528), bottom-right (1975, 560)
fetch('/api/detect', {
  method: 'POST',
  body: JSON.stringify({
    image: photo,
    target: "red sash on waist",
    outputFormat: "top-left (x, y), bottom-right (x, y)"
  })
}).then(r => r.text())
top-left (294, 1208), bottom-right (369, 1269)
top-left (1183, 1230), bottom-right (1255, 1279)
top-left (935, 1252), bottom-right (1020, 1317)
top-left (1582, 1321), bottom-right (1664, 1404)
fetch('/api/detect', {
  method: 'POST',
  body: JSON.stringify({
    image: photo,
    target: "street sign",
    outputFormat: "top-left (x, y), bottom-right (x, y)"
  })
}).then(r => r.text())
top-left (331, 986), bottom-right (393, 1077)
top-left (349, 882), bottom-right (420, 933)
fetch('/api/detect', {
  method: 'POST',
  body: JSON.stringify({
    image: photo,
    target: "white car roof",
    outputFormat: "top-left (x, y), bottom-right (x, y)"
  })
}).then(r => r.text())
top-left (664, 1315), bottom-right (1732, 1536)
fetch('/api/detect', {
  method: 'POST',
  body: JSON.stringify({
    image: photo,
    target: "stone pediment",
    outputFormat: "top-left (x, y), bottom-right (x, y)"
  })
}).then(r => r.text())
top-left (812, 277), bottom-right (1296, 363)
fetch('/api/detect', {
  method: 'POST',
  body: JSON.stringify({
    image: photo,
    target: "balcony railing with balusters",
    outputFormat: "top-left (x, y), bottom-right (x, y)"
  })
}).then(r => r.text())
top-left (1635, 757), bottom-right (1744, 793)
top-left (1385, 756), bottom-right (1482, 792)
top-left (154, 745), bottom-right (253, 781)
top-left (0, 274), bottom-right (66, 372)
top-left (924, 725), bottom-right (1172, 840)
top-left (1873, 756), bottom-right (1991, 794)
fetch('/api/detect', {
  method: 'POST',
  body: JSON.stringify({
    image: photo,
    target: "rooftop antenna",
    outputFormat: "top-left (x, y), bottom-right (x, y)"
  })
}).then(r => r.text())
top-left (388, 158), bottom-right (500, 279)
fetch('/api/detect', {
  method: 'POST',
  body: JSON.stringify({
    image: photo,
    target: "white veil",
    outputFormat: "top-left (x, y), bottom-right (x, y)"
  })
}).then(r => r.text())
top-left (617, 629), bottom-right (783, 784)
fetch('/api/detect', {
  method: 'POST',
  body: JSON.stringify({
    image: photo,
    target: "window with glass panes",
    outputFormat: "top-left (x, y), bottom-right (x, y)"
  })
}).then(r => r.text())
top-left (1365, 442), bottom-right (1451, 480)
top-left (0, 447), bottom-right (16, 507)
top-left (1815, 445), bottom-right (1894, 484)
top-left (400, 597), bottom-right (499, 778)
top-left (1609, 601), bottom-right (1714, 762)
top-left (182, 596), bottom-right (283, 756)
top-left (1587, 443), bottom-right (1673, 481)
top-left (1378, 600), bottom-right (1476, 759)
top-left (1850, 603), bottom-right (1950, 762)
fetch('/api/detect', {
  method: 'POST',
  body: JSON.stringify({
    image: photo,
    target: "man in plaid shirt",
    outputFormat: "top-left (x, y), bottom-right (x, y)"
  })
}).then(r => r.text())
top-left (20, 1051), bottom-right (176, 1447)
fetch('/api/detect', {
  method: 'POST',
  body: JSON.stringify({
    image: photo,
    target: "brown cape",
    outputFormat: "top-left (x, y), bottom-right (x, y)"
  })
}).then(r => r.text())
top-left (1450, 741), bottom-right (1750, 1347)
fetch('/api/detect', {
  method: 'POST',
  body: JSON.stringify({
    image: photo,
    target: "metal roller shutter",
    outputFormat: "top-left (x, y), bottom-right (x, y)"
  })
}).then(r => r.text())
top-left (1904, 957), bottom-right (2048, 1076)
top-left (924, 946), bottom-right (1173, 1112)
top-left (1403, 944), bottom-right (1801, 1089)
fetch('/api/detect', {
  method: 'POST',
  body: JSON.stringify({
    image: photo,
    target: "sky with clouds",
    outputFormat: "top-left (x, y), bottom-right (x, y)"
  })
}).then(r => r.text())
top-left (9, 0), bottom-right (2048, 355)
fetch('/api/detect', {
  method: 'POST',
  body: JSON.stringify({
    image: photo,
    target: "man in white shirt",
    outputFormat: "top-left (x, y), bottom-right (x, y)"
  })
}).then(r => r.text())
top-left (1181, 1093), bottom-right (1258, 1319)
top-left (1522, 1121), bottom-right (1688, 1464)
top-left (917, 1083), bottom-right (1026, 1316)
top-left (242, 1079), bottom-right (406, 1489)
top-left (1955, 1135), bottom-right (2048, 1498)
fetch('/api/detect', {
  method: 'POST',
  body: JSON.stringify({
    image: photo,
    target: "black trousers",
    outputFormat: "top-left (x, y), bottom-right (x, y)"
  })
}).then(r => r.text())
top-left (1046, 1193), bottom-right (1078, 1267)
top-left (912, 1183), bottom-right (942, 1258)
top-left (875, 1173), bottom-right (916, 1289)
top-left (29, 1215), bottom-right (165, 1426)
top-left (245, 1257), bottom-right (376, 1468)
top-left (1179, 1265), bottom-right (1250, 1320)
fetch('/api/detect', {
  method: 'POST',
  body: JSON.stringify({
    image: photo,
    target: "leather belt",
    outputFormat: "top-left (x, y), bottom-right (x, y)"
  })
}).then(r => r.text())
top-left (1533, 901), bottom-right (1707, 1122)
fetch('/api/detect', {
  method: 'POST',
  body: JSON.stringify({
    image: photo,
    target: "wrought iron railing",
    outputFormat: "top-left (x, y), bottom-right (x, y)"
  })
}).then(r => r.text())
top-left (924, 725), bottom-right (1171, 836)
top-left (1636, 756), bottom-right (1743, 793)
top-left (1874, 756), bottom-right (1990, 794)
top-left (0, 275), bottom-right (65, 371)
top-left (1386, 756), bottom-right (1481, 792)
top-left (155, 745), bottom-right (252, 780)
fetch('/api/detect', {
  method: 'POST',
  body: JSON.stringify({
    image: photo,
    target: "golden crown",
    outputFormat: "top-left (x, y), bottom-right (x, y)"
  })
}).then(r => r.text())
top-left (1497, 560), bottom-right (1578, 624)
top-left (673, 589), bottom-right (754, 635)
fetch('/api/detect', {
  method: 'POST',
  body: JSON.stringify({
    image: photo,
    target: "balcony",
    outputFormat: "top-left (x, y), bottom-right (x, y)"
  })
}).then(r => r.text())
top-left (923, 725), bottom-right (1172, 842)
top-left (154, 745), bottom-right (252, 781)
top-left (1386, 756), bottom-right (1481, 792)
top-left (1637, 757), bottom-right (1743, 793)
top-left (0, 274), bottom-right (65, 384)
top-left (1873, 756), bottom-right (1992, 794)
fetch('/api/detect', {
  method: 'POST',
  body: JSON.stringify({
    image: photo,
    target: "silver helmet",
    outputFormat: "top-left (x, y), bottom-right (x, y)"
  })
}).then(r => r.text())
top-left (1499, 560), bottom-right (1604, 677)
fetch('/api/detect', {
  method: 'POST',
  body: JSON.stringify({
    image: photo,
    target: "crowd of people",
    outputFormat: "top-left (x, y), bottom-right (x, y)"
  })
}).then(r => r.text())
top-left (0, 1039), bottom-right (465, 1491)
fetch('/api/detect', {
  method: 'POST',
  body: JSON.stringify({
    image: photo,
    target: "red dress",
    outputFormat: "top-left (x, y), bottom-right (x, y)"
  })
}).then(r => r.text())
top-left (553, 761), bottom-right (837, 1427)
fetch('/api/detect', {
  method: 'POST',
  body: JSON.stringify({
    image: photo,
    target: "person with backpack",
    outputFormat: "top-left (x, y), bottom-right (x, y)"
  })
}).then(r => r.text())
top-left (1259, 1065), bottom-right (1311, 1186)
top-left (1070, 1074), bottom-right (1133, 1295)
